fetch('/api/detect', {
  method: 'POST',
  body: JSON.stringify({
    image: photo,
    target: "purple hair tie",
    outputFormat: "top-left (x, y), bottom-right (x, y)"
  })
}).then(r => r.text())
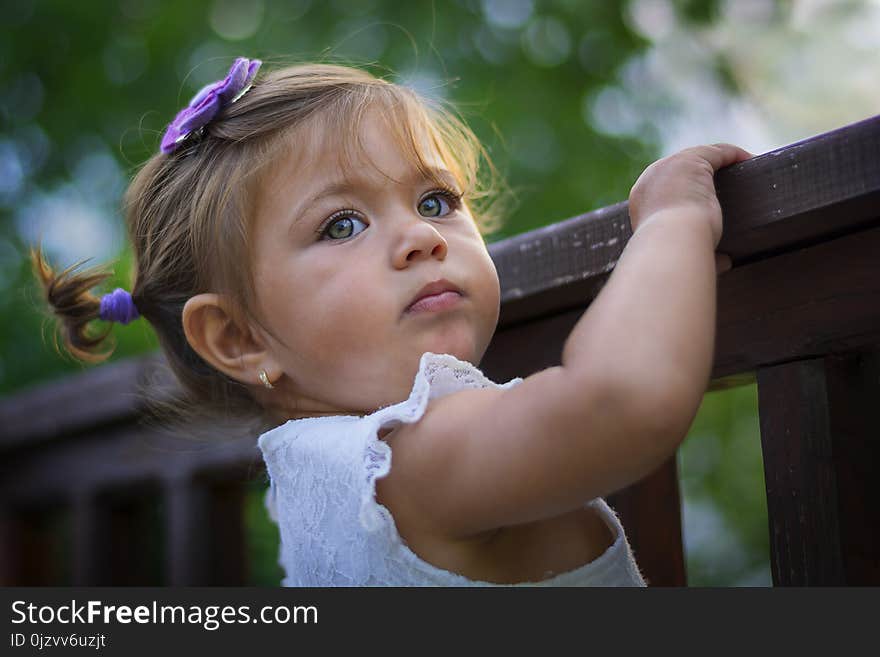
top-left (160, 56), bottom-right (261, 154)
top-left (100, 288), bottom-right (140, 325)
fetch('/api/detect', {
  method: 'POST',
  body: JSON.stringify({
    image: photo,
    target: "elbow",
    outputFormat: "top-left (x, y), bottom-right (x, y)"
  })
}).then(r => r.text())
top-left (642, 389), bottom-right (698, 451)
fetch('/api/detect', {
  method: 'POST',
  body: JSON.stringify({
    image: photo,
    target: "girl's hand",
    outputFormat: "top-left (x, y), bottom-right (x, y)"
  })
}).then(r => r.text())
top-left (628, 143), bottom-right (752, 274)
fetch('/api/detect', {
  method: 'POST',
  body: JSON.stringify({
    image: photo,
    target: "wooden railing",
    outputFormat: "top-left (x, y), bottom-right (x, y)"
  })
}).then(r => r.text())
top-left (2, 115), bottom-right (879, 586)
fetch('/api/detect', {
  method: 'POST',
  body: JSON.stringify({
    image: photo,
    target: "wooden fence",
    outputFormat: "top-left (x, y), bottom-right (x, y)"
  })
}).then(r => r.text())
top-left (2, 114), bottom-right (879, 586)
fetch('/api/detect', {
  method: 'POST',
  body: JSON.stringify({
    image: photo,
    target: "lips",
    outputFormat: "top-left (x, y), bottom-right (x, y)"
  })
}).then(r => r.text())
top-left (405, 279), bottom-right (464, 314)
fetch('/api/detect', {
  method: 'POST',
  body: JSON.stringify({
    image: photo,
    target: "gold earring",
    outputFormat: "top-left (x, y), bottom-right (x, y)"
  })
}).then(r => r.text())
top-left (258, 369), bottom-right (275, 389)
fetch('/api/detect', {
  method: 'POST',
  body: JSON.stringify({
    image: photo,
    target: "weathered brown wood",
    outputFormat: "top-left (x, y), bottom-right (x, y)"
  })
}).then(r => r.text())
top-left (164, 476), bottom-right (212, 585)
top-left (0, 509), bottom-right (24, 586)
top-left (715, 225), bottom-right (880, 378)
top-left (757, 358), bottom-right (843, 585)
top-left (0, 423), bottom-right (261, 505)
top-left (824, 349), bottom-right (880, 584)
top-left (72, 490), bottom-right (105, 585)
top-left (17, 510), bottom-right (56, 585)
top-left (0, 356), bottom-right (150, 451)
top-left (99, 483), bottom-right (163, 585)
top-left (491, 203), bottom-right (628, 326)
top-left (756, 349), bottom-right (880, 585)
top-left (205, 477), bottom-right (247, 585)
top-left (483, 223), bottom-right (880, 385)
top-left (480, 308), bottom-right (579, 382)
top-left (715, 114), bottom-right (880, 262)
top-left (9, 502), bottom-right (70, 585)
top-left (489, 114), bottom-right (880, 327)
top-left (606, 457), bottom-right (685, 587)
top-left (163, 473), bottom-right (249, 585)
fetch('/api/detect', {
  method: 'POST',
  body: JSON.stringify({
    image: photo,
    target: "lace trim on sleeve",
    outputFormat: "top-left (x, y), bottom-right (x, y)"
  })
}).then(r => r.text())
top-left (358, 352), bottom-right (523, 534)
top-left (359, 439), bottom-right (394, 533)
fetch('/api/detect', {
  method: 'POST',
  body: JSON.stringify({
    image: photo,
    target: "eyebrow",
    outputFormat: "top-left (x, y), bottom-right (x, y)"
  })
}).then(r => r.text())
top-left (288, 167), bottom-right (461, 232)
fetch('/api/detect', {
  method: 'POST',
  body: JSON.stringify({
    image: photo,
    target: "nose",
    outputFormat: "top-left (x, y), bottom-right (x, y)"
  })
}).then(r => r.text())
top-left (391, 216), bottom-right (448, 269)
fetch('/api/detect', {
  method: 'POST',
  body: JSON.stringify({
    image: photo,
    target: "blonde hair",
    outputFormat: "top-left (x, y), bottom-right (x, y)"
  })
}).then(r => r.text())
top-left (30, 61), bottom-right (506, 437)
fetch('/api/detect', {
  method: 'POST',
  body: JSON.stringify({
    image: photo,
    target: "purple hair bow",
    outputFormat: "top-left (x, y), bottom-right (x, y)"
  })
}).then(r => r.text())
top-left (160, 57), bottom-right (261, 154)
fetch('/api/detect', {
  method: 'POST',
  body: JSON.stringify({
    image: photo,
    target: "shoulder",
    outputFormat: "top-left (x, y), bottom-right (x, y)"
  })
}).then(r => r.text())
top-left (371, 381), bottom-right (509, 547)
top-left (362, 353), bottom-right (521, 535)
top-left (373, 394), bottom-right (507, 577)
top-left (258, 414), bottom-right (370, 483)
top-left (367, 352), bottom-right (522, 428)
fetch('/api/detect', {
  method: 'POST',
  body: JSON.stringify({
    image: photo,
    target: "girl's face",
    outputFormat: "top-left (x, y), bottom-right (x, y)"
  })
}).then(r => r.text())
top-left (249, 110), bottom-right (500, 418)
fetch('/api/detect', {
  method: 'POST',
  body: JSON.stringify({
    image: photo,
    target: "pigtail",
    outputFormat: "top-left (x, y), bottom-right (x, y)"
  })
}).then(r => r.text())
top-left (29, 243), bottom-right (117, 364)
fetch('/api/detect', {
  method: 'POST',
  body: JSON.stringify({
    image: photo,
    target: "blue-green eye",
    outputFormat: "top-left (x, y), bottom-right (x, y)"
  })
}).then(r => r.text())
top-left (319, 213), bottom-right (367, 241)
top-left (418, 190), bottom-right (458, 217)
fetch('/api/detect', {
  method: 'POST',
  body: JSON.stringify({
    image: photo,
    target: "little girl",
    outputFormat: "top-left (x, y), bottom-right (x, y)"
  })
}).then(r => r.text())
top-left (32, 57), bottom-right (749, 586)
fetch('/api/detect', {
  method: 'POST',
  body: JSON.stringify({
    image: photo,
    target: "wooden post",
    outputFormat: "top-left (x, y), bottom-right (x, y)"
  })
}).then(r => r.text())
top-left (164, 476), bottom-right (211, 585)
top-left (104, 486), bottom-right (163, 585)
top-left (11, 504), bottom-right (69, 585)
top-left (0, 508), bottom-right (21, 586)
top-left (208, 479), bottom-right (246, 585)
top-left (72, 490), bottom-right (105, 585)
top-left (606, 457), bottom-right (686, 586)
top-left (756, 348), bottom-right (880, 585)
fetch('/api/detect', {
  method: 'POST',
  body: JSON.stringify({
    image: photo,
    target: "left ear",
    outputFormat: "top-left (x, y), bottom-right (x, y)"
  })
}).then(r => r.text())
top-left (181, 292), bottom-right (282, 387)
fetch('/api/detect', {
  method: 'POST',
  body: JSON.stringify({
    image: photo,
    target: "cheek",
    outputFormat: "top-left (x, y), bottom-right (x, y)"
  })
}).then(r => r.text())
top-left (470, 249), bottom-right (501, 335)
top-left (467, 245), bottom-right (500, 304)
top-left (316, 263), bottom-right (393, 323)
top-left (277, 258), bottom-right (395, 352)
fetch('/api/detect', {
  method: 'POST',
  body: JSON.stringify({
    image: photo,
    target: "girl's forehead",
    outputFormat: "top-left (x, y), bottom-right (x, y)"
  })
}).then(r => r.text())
top-left (275, 109), bottom-right (451, 187)
top-left (254, 111), bottom-right (458, 225)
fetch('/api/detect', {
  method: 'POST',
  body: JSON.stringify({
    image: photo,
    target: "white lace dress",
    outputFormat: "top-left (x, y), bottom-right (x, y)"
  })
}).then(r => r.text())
top-left (257, 352), bottom-right (647, 586)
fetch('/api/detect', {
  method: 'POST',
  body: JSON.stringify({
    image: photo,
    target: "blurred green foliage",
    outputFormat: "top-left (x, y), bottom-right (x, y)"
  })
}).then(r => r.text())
top-left (680, 383), bottom-right (771, 585)
top-left (1, 0), bottom-right (658, 397)
top-left (1, 0), bottom-right (770, 586)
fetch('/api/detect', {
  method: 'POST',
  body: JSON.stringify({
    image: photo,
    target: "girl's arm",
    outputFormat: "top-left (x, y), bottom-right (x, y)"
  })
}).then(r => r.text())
top-left (562, 143), bottom-right (749, 437)
top-left (378, 144), bottom-right (751, 540)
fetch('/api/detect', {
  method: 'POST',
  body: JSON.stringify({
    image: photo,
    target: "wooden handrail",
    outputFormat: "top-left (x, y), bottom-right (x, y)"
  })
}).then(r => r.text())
top-left (490, 113), bottom-right (880, 326)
